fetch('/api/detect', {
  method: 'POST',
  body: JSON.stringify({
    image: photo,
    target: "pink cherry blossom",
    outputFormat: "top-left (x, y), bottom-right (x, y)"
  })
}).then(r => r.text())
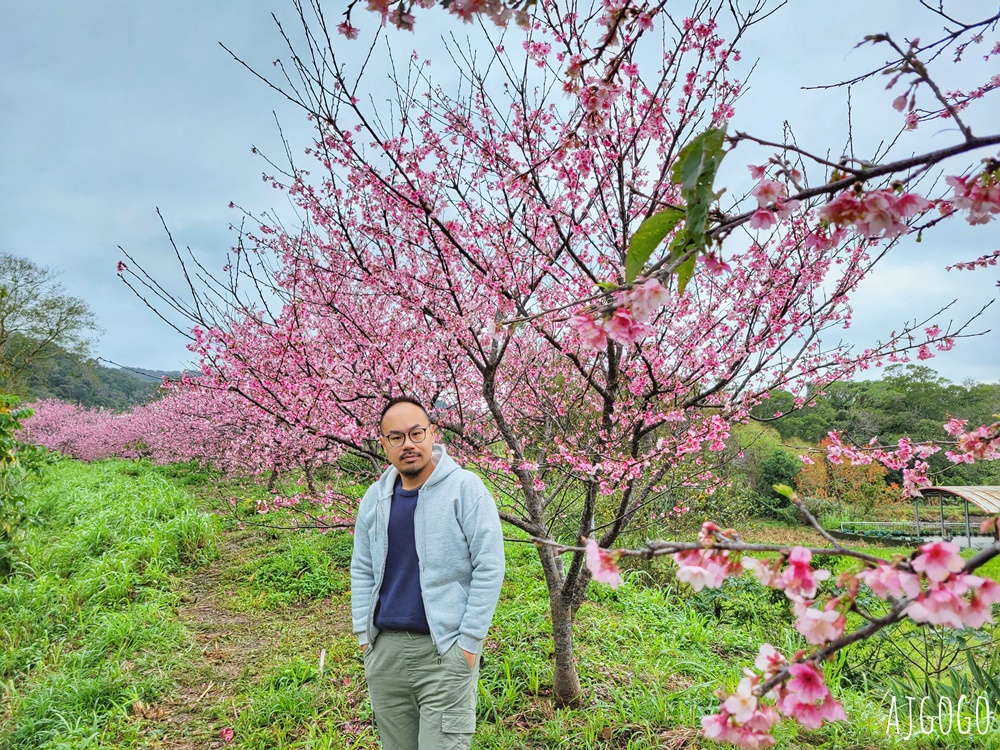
top-left (780, 547), bottom-right (830, 601)
top-left (701, 709), bottom-right (733, 743)
top-left (675, 539), bottom-right (742, 592)
top-left (626, 278), bottom-right (670, 322)
top-left (779, 693), bottom-right (846, 730)
top-left (818, 188), bottom-right (932, 239)
top-left (793, 600), bottom-right (846, 645)
top-left (569, 314), bottom-right (609, 350)
top-left (904, 580), bottom-right (968, 629)
top-left (753, 644), bottom-right (786, 680)
top-left (946, 173), bottom-right (1000, 224)
top-left (701, 252), bottom-right (732, 275)
top-left (751, 178), bottom-right (786, 207)
top-left (749, 208), bottom-right (776, 230)
top-left (337, 21), bottom-right (360, 40)
top-left (603, 307), bottom-right (650, 345)
top-left (911, 540), bottom-right (965, 583)
top-left (584, 538), bottom-right (622, 588)
top-left (675, 554), bottom-right (727, 591)
top-left (857, 564), bottom-right (921, 600)
top-left (742, 556), bottom-right (781, 588)
top-left (703, 697), bottom-right (779, 747)
top-left (783, 662), bottom-right (828, 706)
top-left (964, 577), bottom-right (1000, 628)
top-left (723, 677), bottom-right (759, 724)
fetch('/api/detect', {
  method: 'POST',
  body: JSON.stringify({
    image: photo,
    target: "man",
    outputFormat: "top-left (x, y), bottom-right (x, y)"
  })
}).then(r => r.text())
top-left (351, 397), bottom-right (505, 749)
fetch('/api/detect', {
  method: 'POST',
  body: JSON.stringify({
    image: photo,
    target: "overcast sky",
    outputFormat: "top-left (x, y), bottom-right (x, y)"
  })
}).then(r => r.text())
top-left (2, 1), bottom-right (998, 383)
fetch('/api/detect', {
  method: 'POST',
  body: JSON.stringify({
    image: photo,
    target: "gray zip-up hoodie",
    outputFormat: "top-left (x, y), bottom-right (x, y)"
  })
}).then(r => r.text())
top-left (351, 444), bottom-right (505, 655)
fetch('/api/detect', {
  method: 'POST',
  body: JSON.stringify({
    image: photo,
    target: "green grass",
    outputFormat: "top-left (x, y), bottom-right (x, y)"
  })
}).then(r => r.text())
top-left (5, 459), bottom-right (999, 749)
top-left (222, 530), bottom-right (353, 611)
top-left (0, 460), bottom-right (217, 749)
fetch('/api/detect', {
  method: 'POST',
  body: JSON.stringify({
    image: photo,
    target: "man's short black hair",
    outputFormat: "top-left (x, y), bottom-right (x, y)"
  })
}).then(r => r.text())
top-left (380, 396), bottom-right (430, 432)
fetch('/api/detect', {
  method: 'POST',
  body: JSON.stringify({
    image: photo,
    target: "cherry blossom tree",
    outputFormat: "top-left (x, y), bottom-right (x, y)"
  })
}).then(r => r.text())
top-left (115, 0), bottom-right (1000, 737)
top-left (18, 399), bottom-right (139, 462)
top-left (21, 386), bottom-right (332, 482)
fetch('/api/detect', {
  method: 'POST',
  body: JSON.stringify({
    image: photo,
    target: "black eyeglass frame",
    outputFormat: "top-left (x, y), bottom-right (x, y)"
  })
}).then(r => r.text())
top-left (381, 424), bottom-right (431, 448)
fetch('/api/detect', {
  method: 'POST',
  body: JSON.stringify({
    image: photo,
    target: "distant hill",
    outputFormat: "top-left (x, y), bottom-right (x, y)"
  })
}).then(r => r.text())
top-left (18, 344), bottom-right (187, 410)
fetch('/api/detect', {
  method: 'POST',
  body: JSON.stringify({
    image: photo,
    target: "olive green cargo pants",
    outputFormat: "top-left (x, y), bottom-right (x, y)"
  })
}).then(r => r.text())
top-left (364, 630), bottom-right (479, 750)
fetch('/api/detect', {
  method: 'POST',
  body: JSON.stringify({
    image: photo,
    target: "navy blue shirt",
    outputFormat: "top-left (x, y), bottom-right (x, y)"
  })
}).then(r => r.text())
top-left (373, 479), bottom-right (430, 633)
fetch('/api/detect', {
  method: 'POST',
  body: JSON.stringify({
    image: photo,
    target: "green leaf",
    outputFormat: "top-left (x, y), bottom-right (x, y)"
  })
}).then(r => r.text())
top-left (624, 126), bottom-right (727, 293)
top-left (625, 208), bottom-right (683, 283)
top-left (968, 652), bottom-right (1000, 703)
top-left (671, 127), bottom-right (727, 193)
top-left (664, 233), bottom-right (693, 294)
top-left (672, 127), bottom-right (728, 270)
top-left (674, 137), bottom-right (708, 192)
top-left (772, 484), bottom-right (795, 500)
top-left (675, 254), bottom-right (696, 296)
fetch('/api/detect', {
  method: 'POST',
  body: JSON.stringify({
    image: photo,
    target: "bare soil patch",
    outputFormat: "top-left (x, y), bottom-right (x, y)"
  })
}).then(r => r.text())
top-left (131, 525), bottom-right (353, 748)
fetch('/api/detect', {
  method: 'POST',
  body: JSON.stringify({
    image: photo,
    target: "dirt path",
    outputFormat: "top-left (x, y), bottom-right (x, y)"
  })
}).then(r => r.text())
top-left (134, 526), bottom-right (354, 749)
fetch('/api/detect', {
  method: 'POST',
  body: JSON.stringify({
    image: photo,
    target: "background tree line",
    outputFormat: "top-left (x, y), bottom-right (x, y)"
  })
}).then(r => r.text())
top-left (755, 364), bottom-right (1000, 488)
top-left (0, 251), bottom-right (177, 410)
top-left (18, 344), bottom-right (171, 410)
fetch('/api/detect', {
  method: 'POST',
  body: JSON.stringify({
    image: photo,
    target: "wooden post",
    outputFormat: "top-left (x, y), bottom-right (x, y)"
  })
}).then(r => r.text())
top-left (939, 493), bottom-right (946, 539)
top-left (965, 499), bottom-right (972, 548)
top-left (914, 499), bottom-right (921, 538)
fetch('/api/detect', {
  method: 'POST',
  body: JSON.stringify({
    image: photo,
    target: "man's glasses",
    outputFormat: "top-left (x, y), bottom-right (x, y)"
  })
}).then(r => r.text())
top-left (382, 425), bottom-right (430, 448)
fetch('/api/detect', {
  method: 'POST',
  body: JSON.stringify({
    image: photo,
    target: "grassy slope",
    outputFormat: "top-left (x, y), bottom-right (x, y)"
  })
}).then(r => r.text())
top-left (0, 459), bottom-right (216, 749)
top-left (3, 460), bottom-right (998, 749)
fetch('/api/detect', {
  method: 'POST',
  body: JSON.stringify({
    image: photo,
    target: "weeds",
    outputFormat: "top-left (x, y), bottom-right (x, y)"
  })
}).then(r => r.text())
top-left (5, 459), bottom-right (998, 748)
top-left (0, 460), bottom-right (216, 749)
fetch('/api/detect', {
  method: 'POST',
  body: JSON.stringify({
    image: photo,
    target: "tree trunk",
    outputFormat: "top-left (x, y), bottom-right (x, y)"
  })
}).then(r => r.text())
top-left (550, 598), bottom-right (582, 707)
top-left (266, 468), bottom-right (279, 493)
top-left (304, 461), bottom-right (317, 495)
top-left (532, 537), bottom-right (585, 707)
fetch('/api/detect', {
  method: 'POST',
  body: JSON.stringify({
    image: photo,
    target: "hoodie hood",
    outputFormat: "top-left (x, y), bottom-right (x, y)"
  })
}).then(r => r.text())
top-left (375, 443), bottom-right (460, 498)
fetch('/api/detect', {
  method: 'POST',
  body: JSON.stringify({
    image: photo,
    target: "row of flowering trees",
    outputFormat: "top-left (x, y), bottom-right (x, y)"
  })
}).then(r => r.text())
top-left (19, 389), bottom-right (329, 478)
top-left (100, 0), bottom-right (1000, 745)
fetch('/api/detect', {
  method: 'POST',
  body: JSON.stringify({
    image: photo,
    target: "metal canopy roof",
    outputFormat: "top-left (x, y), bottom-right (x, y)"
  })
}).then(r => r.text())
top-left (922, 486), bottom-right (1000, 515)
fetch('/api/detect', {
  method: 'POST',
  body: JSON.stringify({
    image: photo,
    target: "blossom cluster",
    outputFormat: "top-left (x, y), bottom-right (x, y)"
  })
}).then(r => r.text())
top-left (943, 418), bottom-right (1000, 464)
top-left (713, 538), bottom-right (996, 744)
top-left (583, 517), bottom-right (1000, 747)
top-left (672, 521), bottom-right (743, 590)
top-left (19, 385), bottom-right (339, 483)
top-left (344, 0), bottom-right (523, 34)
top-left (568, 278), bottom-right (670, 349)
top-left (704, 654), bottom-right (846, 747)
top-left (746, 174), bottom-right (800, 231)
top-left (823, 421), bottom-right (1000, 496)
top-left (946, 170), bottom-right (1000, 225)
top-left (945, 249), bottom-right (1000, 272)
top-left (816, 187), bottom-right (934, 240)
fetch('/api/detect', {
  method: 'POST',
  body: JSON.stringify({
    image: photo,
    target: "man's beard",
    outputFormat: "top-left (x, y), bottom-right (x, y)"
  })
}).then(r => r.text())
top-left (399, 453), bottom-right (425, 477)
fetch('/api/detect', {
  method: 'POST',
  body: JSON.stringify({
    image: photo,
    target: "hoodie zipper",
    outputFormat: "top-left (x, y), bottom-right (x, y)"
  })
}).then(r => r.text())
top-left (414, 488), bottom-right (438, 651)
top-left (367, 449), bottom-right (450, 651)
top-left (366, 492), bottom-right (388, 646)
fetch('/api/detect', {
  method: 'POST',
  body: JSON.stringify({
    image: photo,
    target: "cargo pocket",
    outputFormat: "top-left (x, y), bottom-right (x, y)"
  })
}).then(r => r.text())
top-left (441, 709), bottom-right (476, 734)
